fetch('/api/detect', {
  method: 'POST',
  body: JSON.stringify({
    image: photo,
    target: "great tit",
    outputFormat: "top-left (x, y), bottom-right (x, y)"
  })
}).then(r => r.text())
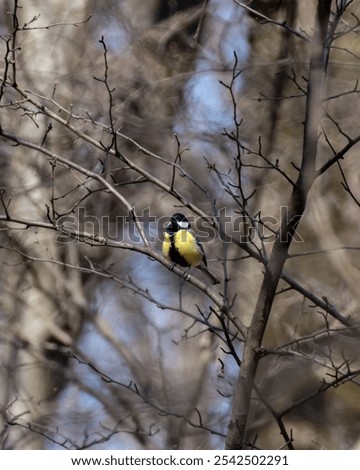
top-left (162, 213), bottom-right (220, 285)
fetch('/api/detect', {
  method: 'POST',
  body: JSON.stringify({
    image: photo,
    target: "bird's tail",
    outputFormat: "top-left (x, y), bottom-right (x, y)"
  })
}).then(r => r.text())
top-left (197, 265), bottom-right (221, 285)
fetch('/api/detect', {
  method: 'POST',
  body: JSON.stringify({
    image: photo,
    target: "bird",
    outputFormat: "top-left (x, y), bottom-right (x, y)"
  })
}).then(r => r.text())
top-left (162, 212), bottom-right (220, 285)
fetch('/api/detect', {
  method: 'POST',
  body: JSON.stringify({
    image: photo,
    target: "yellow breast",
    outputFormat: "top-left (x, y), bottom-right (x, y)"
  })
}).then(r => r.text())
top-left (162, 232), bottom-right (171, 260)
top-left (173, 230), bottom-right (203, 267)
top-left (162, 230), bottom-right (203, 267)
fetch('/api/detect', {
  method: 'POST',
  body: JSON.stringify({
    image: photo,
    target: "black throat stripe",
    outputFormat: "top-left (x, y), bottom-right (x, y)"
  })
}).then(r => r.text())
top-left (169, 234), bottom-right (190, 267)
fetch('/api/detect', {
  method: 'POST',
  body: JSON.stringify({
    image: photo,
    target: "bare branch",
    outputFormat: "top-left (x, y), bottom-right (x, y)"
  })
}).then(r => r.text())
top-left (232, 0), bottom-right (310, 42)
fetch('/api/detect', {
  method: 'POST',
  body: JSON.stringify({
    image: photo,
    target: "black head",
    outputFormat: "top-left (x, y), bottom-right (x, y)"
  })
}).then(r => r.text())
top-left (165, 213), bottom-right (191, 233)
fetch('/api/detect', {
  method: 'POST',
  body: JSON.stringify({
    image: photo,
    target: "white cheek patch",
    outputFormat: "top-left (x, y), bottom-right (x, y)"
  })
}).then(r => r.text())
top-left (178, 221), bottom-right (190, 229)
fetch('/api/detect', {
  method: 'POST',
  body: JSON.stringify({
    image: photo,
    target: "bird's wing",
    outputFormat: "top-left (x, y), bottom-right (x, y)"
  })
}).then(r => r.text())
top-left (194, 233), bottom-right (207, 267)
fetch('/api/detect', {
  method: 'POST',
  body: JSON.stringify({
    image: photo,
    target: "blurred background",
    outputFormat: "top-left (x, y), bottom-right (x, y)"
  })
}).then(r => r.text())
top-left (1, 0), bottom-right (360, 450)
